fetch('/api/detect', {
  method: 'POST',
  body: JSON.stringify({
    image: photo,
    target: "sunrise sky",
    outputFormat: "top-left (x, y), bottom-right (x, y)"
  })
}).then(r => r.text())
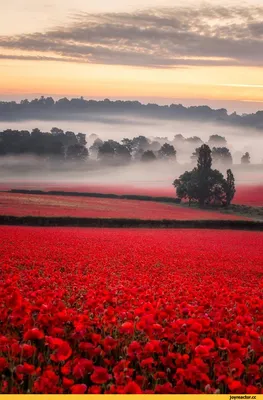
top-left (1, 0), bottom-right (263, 112)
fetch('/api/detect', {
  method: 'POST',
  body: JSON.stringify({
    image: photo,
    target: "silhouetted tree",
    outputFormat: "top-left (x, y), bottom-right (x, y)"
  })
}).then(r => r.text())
top-left (174, 134), bottom-right (185, 142)
top-left (191, 147), bottom-right (201, 164)
top-left (208, 135), bottom-right (227, 147)
top-left (131, 136), bottom-right (150, 152)
top-left (212, 147), bottom-right (233, 165)
top-left (51, 127), bottom-right (64, 135)
top-left (64, 131), bottom-right (78, 146)
top-left (185, 136), bottom-right (203, 147)
top-left (121, 138), bottom-right (133, 152)
top-left (76, 133), bottom-right (87, 146)
top-left (197, 144), bottom-right (212, 170)
top-left (89, 138), bottom-right (103, 156)
top-left (31, 128), bottom-right (42, 138)
top-left (141, 150), bottom-right (156, 162)
top-left (158, 143), bottom-right (176, 160)
top-left (225, 169), bottom-right (236, 206)
top-left (97, 141), bottom-right (115, 162)
top-left (66, 144), bottom-right (88, 162)
top-left (89, 133), bottom-right (99, 143)
top-left (97, 140), bottom-right (131, 164)
top-left (115, 145), bottom-right (132, 164)
top-left (173, 144), bottom-right (234, 207)
top-left (241, 152), bottom-right (250, 164)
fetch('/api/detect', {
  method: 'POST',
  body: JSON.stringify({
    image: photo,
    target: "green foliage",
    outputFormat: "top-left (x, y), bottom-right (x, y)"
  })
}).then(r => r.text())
top-left (173, 144), bottom-right (236, 207)
top-left (225, 169), bottom-right (236, 206)
top-left (212, 147), bottom-right (233, 165)
top-left (158, 143), bottom-right (176, 160)
top-left (65, 144), bottom-right (89, 162)
top-left (97, 140), bottom-right (131, 164)
top-left (197, 144), bottom-right (212, 170)
top-left (141, 150), bottom-right (157, 162)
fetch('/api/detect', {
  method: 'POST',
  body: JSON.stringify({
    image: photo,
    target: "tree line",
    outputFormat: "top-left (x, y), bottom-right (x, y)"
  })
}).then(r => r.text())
top-left (1, 96), bottom-right (263, 131)
top-left (0, 128), bottom-right (252, 166)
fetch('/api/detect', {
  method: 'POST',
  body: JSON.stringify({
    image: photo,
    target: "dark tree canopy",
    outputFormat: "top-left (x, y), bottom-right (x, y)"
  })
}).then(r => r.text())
top-left (89, 138), bottom-right (103, 155)
top-left (0, 128), bottom-right (86, 161)
top-left (121, 138), bottom-right (133, 152)
top-left (225, 169), bottom-right (236, 206)
top-left (173, 144), bottom-right (236, 207)
top-left (241, 152), bottom-right (251, 164)
top-left (141, 150), bottom-right (157, 162)
top-left (197, 144), bottom-right (212, 170)
top-left (97, 141), bottom-right (116, 161)
top-left (2, 96), bottom-right (263, 132)
top-left (191, 147), bottom-right (200, 163)
top-left (131, 136), bottom-right (150, 152)
top-left (158, 143), bottom-right (177, 160)
top-left (185, 136), bottom-right (203, 146)
top-left (212, 147), bottom-right (233, 165)
top-left (97, 140), bottom-right (131, 164)
top-left (66, 144), bottom-right (89, 162)
top-left (76, 133), bottom-right (87, 146)
top-left (208, 135), bottom-right (227, 147)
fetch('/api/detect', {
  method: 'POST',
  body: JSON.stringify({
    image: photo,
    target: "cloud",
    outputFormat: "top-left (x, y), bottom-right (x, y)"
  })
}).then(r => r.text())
top-left (1, 5), bottom-right (263, 68)
top-left (0, 54), bottom-right (82, 63)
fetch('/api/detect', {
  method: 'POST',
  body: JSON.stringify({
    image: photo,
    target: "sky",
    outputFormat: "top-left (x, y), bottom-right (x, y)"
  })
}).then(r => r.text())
top-left (1, 0), bottom-right (263, 113)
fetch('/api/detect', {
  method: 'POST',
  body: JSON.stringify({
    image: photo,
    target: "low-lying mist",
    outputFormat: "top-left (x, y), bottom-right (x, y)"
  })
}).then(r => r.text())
top-left (0, 156), bottom-right (262, 190)
top-left (1, 114), bottom-right (263, 189)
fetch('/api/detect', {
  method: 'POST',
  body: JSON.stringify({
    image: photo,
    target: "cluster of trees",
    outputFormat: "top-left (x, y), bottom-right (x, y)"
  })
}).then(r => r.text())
top-left (2, 96), bottom-right (263, 131)
top-left (0, 128), bottom-right (87, 161)
top-left (89, 136), bottom-right (177, 165)
top-left (173, 144), bottom-right (236, 207)
top-left (0, 128), bottom-right (252, 166)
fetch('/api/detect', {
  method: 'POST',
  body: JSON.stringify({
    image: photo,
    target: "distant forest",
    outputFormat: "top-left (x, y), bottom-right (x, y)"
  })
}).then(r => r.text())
top-left (1, 96), bottom-right (263, 130)
top-left (0, 128), bottom-right (253, 166)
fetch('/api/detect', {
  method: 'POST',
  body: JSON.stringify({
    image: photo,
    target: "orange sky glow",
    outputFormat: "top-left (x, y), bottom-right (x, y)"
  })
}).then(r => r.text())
top-left (1, 0), bottom-right (263, 112)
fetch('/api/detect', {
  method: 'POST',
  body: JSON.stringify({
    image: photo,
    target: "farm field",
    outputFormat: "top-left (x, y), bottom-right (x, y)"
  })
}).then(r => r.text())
top-left (233, 186), bottom-right (263, 207)
top-left (0, 192), bottom-right (250, 220)
top-left (0, 227), bottom-right (263, 394)
top-left (1, 182), bottom-right (263, 206)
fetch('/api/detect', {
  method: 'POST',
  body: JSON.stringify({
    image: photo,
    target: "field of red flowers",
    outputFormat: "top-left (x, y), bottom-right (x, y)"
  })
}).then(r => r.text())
top-left (233, 186), bottom-right (263, 207)
top-left (0, 226), bottom-right (263, 394)
top-left (1, 182), bottom-right (262, 206)
top-left (0, 192), bottom-right (248, 220)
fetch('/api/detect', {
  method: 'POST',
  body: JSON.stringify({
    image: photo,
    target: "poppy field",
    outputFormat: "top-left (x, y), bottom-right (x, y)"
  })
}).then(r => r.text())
top-left (0, 226), bottom-right (263, 394)
top-left (1, 182), bottom-right (262, 206)
top-left (0, 192), bottom-right (249, 220)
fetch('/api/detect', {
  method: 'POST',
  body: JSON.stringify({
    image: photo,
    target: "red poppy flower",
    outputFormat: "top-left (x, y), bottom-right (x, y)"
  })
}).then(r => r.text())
top-left (141, 357), bottom-right (154, 368)
top-left (71, 384), bottom-right (87, 394)
top-left (49, 339), bottom-right (72, 362)
top-left (16, 363), bottom-right (35, 375)
top-left (103, 336), bottom-right (118, 351)
top-left (228, 380), bottom-right (243, 392)
top-left (246, 385), bottom-right (259, 394)
top-left (195, 345), bottom-right (210, 358)
top-left (73, 358), bottom-right (93, 379)
top-left (121, 321), bottom-right (134, 334)
top-left (88, 386), bottom-right (102, 394)
top-left (23, 328), bottom-right (44, 341)
top-left (217, 338), bottom-right (230, 350)
top-left (91, 366), bottom-right (110, 384)
top-left (20, 344), bottom-right (36, 359)
top-left (123, 381), bottom-right (142, 394)
top-left (61, 361), bottom-right (72, 376)
top-left (62, 377), bottom-right (74, 388)
top-left (0, 357), bottom-right (8, 373)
